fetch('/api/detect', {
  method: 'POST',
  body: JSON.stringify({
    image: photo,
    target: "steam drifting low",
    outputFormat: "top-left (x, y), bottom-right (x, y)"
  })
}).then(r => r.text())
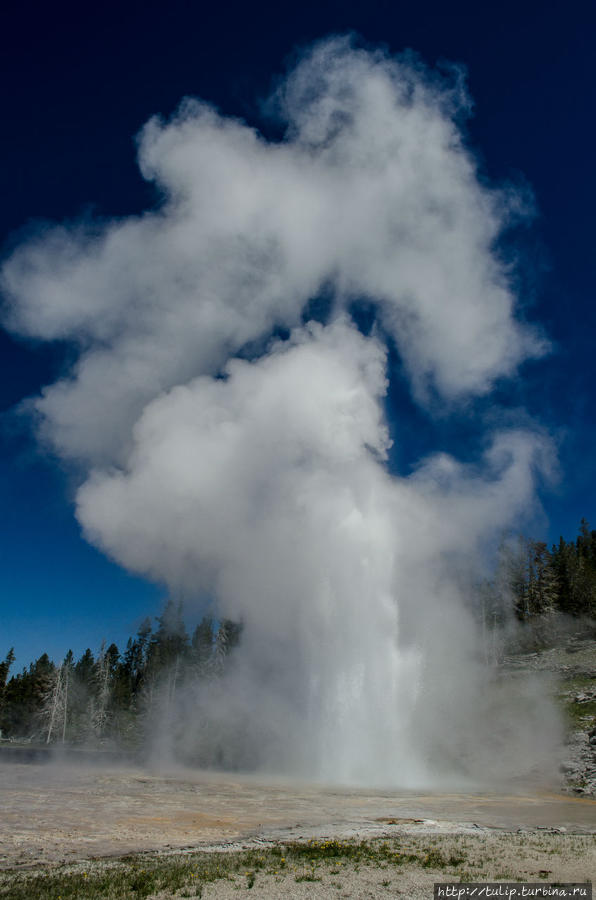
top-left (2, 36), bottom-right (558, 784)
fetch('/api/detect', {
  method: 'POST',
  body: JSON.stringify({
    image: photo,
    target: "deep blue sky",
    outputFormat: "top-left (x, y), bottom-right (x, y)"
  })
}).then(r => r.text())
top-left (1, 0), bottom-right (595, 669)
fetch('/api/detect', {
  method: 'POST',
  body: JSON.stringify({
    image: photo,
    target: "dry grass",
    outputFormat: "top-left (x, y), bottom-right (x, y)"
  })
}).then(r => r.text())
top-left (1, 832), bottom-right (593, 900)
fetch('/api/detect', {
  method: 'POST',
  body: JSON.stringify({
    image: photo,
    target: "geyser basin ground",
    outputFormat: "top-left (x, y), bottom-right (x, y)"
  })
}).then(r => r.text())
top-left (1, 762), bottom-right (595, 870)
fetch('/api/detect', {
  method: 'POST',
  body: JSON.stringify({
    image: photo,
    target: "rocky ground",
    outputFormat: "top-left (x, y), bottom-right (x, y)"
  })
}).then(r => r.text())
top-left (502, 632), bottom-right (596, 796)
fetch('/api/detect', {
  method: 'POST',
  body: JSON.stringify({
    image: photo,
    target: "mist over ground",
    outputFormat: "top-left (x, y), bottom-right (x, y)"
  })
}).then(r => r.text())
top-left (1, 36), bottom-right (560, 785)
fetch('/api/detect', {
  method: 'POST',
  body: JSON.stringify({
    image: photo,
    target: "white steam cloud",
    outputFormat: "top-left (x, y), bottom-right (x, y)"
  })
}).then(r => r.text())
top-left (2, 36), bottom-right (557, 784)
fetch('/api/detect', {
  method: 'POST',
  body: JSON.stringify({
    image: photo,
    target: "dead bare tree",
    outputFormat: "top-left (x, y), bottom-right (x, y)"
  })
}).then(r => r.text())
top-left (43, 665), bottom-right (66, 743)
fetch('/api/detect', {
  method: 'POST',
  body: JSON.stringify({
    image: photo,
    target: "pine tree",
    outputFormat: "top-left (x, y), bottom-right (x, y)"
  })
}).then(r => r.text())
top-left (154, 600), bottom-right (190, 667)
top-left (0, 649), bottom-right (15, 735)
top-left (551, 521), bottom-right (596, 617)
top-left (529, 541), bottom-right (558, 615)
top-left (75, 648), bottom-right (95, 686)
top-left (122, 618), bottom-right (152, 702)
top-left (0, 648), bottom-right (15, 692)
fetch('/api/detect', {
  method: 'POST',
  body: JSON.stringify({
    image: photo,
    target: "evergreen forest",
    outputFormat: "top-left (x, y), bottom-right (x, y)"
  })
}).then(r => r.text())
top-left (0, 602), bottom-right (241, 749)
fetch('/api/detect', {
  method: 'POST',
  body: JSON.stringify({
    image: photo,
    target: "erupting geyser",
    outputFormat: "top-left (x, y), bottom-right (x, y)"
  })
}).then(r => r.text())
top-left (1, 36), bottom-right (558, 785)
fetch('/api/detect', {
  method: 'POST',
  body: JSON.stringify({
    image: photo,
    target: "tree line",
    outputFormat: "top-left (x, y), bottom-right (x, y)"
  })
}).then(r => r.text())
top-left (0, 600), bottom-right (241, 747)
top-left (469, 518), bottom-right (596, 661)
top-left (1, 519), bottom-right (595, 746)
top-left (497, 517), bottom-right (596, 622)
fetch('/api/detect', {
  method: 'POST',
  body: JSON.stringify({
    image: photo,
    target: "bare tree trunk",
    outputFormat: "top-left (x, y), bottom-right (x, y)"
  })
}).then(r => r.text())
top-left (45, 665), bottom-right (63, 744)
top-left (61, 665), bottom-right (69, 743)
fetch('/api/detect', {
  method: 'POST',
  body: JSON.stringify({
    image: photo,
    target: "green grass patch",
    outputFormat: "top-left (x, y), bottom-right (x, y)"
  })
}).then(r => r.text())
top-left (557, 673), bottom-right (596, 731)
top-left (0, 837), bottom-right (473, 899)
top-left (278, 838), bottom-right (422, 866)
top-left (421, 848), bottom-right (465, 869)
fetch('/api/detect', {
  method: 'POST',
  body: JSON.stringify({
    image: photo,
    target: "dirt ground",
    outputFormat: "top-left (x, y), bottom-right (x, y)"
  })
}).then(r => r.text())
top-left (196, 832), bottom-right (596, 900)
top-left (2, 760), bottom-right (595, 869)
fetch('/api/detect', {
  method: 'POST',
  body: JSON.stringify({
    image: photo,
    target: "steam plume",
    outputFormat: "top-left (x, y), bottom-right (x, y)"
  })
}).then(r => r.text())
top-left (2, 36), bottom-right (557, 784)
